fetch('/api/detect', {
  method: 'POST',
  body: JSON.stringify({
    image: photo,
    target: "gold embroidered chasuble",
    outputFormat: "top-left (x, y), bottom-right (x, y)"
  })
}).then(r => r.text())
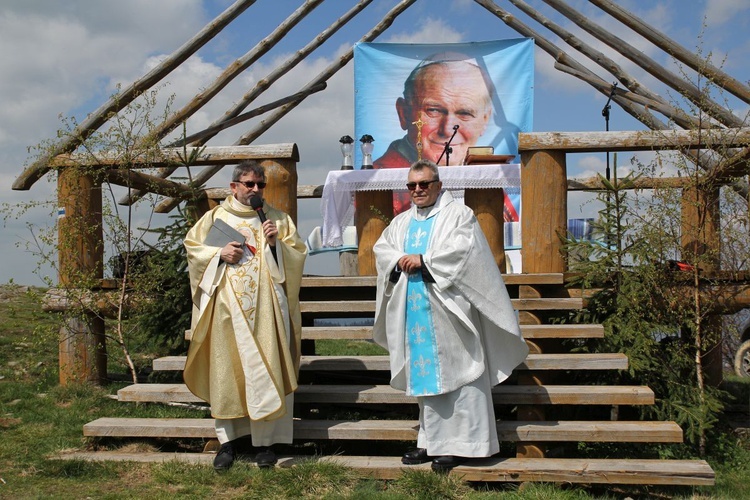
top-left (183, 196), bottom-right (306, 420)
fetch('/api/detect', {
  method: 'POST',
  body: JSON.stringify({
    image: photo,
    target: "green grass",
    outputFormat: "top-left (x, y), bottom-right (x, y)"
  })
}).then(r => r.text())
top-left (1, 284), bottom-right (750, 498)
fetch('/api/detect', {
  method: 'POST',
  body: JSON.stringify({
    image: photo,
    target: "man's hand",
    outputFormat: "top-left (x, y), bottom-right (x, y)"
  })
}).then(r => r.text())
top-left (262, 219), bottom-right (279, 247)
top-left (398, 254), bottom-right (422, 274)
top-left (220, 241), bottom-right (244, 264)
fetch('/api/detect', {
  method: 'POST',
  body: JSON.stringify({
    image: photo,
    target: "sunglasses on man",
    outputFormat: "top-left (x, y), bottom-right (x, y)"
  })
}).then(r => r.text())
top-left (406, 179), bottom-right (439, 191)
top-left (234, 180), bottom-right (267, 189)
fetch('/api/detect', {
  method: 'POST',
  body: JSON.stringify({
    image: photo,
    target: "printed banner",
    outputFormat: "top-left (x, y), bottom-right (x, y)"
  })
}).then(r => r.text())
top-left (353, 39), bottom-right (534, 246)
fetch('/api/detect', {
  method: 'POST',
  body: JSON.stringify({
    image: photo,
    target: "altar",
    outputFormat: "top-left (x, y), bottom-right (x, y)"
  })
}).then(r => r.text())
top-left (320, 164), bottom-right (521, 275)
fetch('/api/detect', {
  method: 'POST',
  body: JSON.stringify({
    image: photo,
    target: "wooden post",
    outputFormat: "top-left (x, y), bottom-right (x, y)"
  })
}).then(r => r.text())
top-left (260, 158), bottom-right (298, 225)
top-left (339, 251), bottom-right (359, 276)
top-left (682, 185), bottom-right (722, 386)
top-left (57, 167), bottom-right (106, 385)
top-left (520, 150), bottom-right (567, 274)
top-left (516, 150), bottom-right (566, 459)
top-left (355, 190), bottom-right (393, 276)
top-left (465, 188), bottom-right (506, 272)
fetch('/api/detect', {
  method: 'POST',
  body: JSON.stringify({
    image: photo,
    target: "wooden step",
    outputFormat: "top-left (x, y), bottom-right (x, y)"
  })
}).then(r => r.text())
top-left (118, 383), bottom-right (654, 406)
top-left (301, 273), bottom-right (565, 288)
top-left (83, 418), bottom-right (683, 443)
top-left (51, 451), bottom-right (714, 485)
top-left (152, 353), bottom-right (629, 372)
top-left (299, 297), bottom-right (584, 314)
top-left (303, 324), bottom-right (604, 340)
top-left (185, 323), bottom-right (605, 342)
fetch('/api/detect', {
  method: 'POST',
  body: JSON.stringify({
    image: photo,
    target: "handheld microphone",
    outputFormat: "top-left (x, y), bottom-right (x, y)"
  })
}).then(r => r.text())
top-left (453, 124), bottom-right (459, 130)
top-left (249, 195), bottom-right (267, 223)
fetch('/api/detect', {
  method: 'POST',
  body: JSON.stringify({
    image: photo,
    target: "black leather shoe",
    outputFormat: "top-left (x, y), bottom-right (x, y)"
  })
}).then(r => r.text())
top-left (255, 447), bottom-right (278, 468)
top-left (402, 448), bottom-right (432, 465)
top-left (431, 455), bottom-right (467, 472)
top-left (213, 441), bottom-right (236, 471)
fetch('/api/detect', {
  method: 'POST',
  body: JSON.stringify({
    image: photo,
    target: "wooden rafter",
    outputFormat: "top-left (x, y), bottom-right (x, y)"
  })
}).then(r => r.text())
top-left (153, 0), bottom-right (419, 213)
top-left (541, 0), bottom-right (743, 128)
top-left (589, 0), bottom-right (750, 105)
top-left (12, 0), bottom-right (749, 210)
top-left (119, 0), bottom-right (374, 206)
top-left (12, 0), bottom-right (256, 191)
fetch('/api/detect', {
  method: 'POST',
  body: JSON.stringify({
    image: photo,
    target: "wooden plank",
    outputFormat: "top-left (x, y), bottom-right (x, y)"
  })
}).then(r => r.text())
top-left (48, 144), bottom-right (300, 169)
top-left (83, 418), bottom-right (683, 443)
top-left (300, 273), bottom-right (564, 287)
top-left (298, 298), bottom-right (583, 314)
top-left (152, 353), bottom-right (629, 372)
top-left (185, 323), bottom-right (604, 342)
top-left (118, 383), bottom-right (653, 406)
top-left (520, 324), bottom-right (604, 338)
top-left (300, 300), bottom-right (375, 313)
top-left (51, 452), bottom-right (715, 485)
top-left (513, 298), bottom-right (582, 310)
top-left (302, 276), bottom-right (377, 287)
top-left (518, 128), bottom-right (750, 153)
top-left (519, 353), bottom-right (628, 370)
top-left (302, 326), bottom-right (374, 340)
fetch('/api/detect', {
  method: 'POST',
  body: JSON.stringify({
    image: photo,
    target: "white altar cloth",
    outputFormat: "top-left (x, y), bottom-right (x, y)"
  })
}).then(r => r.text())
top-left (320, 164), bottom-right (521, 247)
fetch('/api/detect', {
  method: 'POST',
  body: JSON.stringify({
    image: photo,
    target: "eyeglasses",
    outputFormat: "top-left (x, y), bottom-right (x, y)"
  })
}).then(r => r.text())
top-left (234, 180), bottom-right (267, 189)
top-left (406, 179), bottom-right (439, 191)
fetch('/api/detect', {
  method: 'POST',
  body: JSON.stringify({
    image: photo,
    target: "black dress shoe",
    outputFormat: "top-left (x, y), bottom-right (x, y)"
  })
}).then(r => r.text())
top-left (213, 441), bottom-right (236, 471)
top-left (431, 455), bottom-right (467, 472)
top-left (255, 447), bottom-right (278, 468)
top-left (402, 448), bottom-right (432, 465)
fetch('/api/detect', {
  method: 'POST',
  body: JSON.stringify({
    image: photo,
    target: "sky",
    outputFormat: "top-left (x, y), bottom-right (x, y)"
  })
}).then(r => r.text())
top-left (1, 0), bottom-right (749, 285)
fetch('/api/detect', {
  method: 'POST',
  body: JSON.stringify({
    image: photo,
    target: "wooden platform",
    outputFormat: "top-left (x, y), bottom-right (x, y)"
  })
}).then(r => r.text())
top-left (118, 383), bottom-right (655, 405)
top-left (84, 417), bottom-right (684, 442)
top-left (75, 272), bottom-right (715, 486)
top-left (186, 323), bottom-right (605, 341)
top-left (151, 353), bottom-right (629, 372)
top-left (53, 452), bottom-right (714, 485)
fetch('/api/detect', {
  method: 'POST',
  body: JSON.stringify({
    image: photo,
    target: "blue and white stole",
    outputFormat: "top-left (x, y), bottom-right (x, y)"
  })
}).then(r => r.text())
top-left (403, 215), bottom-right (441, 395)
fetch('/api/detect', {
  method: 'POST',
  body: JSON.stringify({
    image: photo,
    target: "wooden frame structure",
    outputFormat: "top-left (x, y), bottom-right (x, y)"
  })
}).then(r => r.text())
top-left (9, 0), bottom-right (750, 486)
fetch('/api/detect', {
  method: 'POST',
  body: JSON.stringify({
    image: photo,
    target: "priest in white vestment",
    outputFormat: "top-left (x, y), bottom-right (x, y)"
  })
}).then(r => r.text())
top-left (184, 161), bottom-right (307, 471)
top-left (373, 159), bottom-right (528, 472)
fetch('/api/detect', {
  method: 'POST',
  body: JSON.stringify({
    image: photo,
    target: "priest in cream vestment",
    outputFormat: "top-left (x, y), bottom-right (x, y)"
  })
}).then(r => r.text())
top-left (373, 160), bottom-right (528, 472)
top-left (184, 161), bottom-right (306, 470)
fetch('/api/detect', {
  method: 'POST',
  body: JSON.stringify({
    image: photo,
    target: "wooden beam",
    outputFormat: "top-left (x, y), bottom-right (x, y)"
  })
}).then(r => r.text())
top-left (51, 452), bottom-right (716, 485)
top-left (141, 0), bottom-right (326, 150)
top-left (521, 149), bottom-right (567, 274)
top-left (82, 417), bottom-right (682, 443)
top-left (151, 353), bottom-right (629, 372)
top-left (567, 176), bottom-right (693, 191)
top-left (505, 0), bottom-right (701, 130)
top-left (117, 383), bottom-right (654, 406)
top-left (541, 0), bottom-right (743, 129)
top-left (103, 169), bottom-right (194, 199)
top-left (47, 144), bottom-right (299, 169)
top-left (169, 0), bottom-right (374, 150)
top-left (177, 83), bottom-right (327, 146)
top-left (153, 0), bottom-right (419, 214)
top-left (519, 129), bottom-right (750, 153)
top-left (589, 0), bottom-right (750, 105)
top-left (11, 0), bottom-right (256, 191)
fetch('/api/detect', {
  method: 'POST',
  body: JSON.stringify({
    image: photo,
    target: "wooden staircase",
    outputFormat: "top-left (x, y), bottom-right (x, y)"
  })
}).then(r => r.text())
top-left (72, 274), bottom-right (715, 486)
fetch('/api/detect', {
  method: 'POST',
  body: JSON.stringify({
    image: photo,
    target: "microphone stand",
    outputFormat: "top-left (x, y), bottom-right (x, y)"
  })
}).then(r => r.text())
top-left (436, 125), bottom-right (460, 165)
top-left (602, 82), bottom-right (617, 182)
top-left (602, 82), bottom-right (617, 250)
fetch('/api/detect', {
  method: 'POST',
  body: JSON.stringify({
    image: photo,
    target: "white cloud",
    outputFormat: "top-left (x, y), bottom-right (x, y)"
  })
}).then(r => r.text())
top-left (704, 0), bottom-right (749, 26)
top-left (0, 1), bottom-right (208, 284)
top-left (383, 18), bottom-right (464, 44)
